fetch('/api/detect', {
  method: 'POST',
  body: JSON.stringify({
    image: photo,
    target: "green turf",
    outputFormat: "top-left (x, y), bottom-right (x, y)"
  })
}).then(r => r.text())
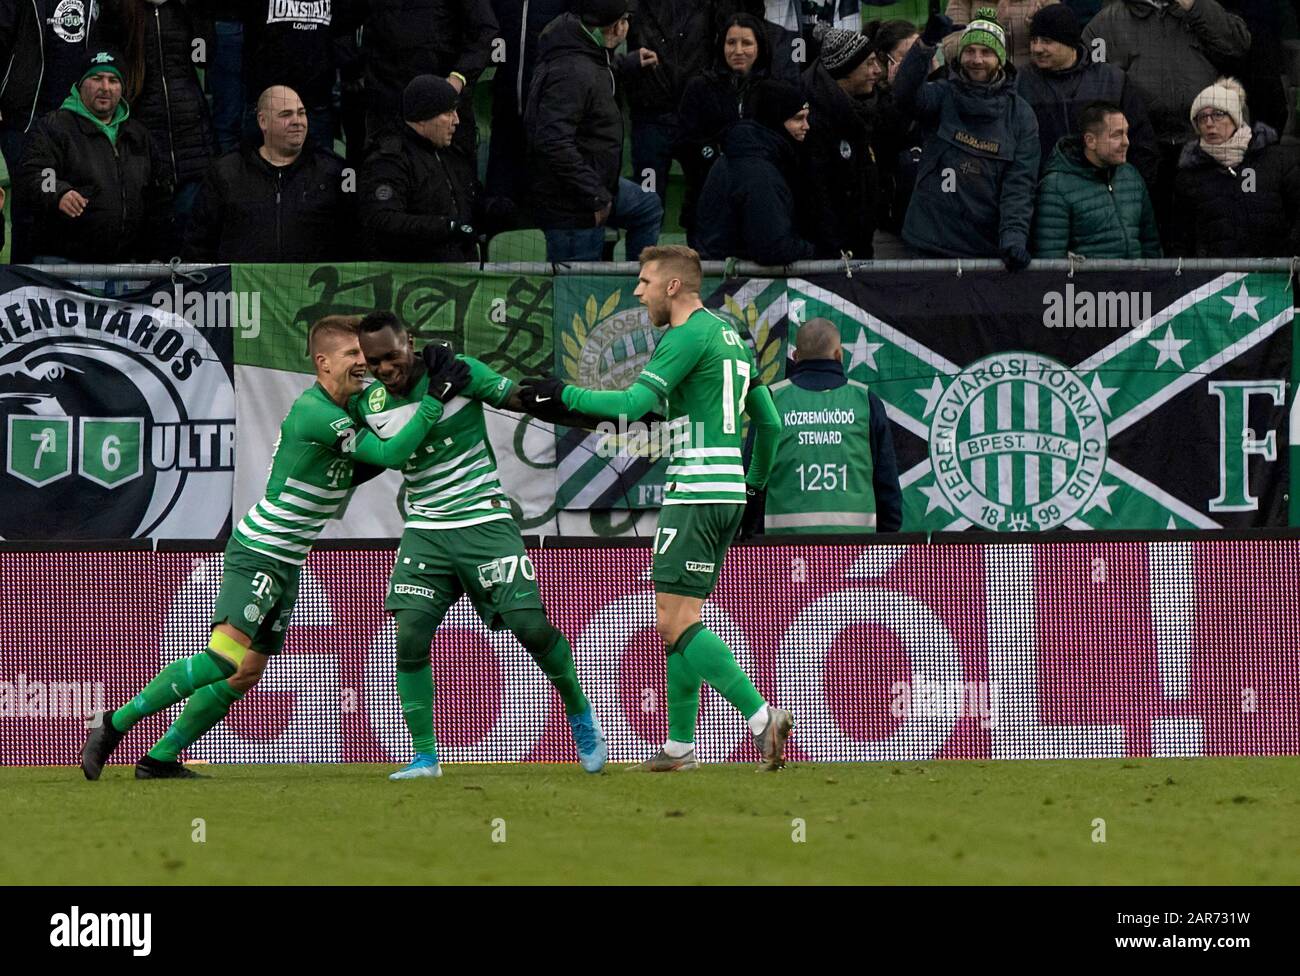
top-left (2, 757), bottom-right (1297, 885)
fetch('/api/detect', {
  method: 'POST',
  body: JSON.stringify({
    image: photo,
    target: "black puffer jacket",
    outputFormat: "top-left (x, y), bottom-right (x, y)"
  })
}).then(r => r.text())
top-left (1171, 124), bottom-right (1300, 258)
top-left (181, 143), bottom-right (355, 261)
top-left (130, 0), bottom-right (213, 187)
top-left (694, 120), bottom-right (815, 266)
top-left (524, 12), bottom-right (638, 228)
top-left (361, 0), bottom-right (499, 116)
top-left (359, 123), bottom-right (479, 261)
top-left (16, 103), bottom-right (169, 260)
top-left (801, 60), bottom-right (876, 259)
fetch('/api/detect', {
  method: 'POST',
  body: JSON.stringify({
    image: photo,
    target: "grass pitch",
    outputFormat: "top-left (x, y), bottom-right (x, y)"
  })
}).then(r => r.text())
top-left (3, 757), bottom-right (1297, 885)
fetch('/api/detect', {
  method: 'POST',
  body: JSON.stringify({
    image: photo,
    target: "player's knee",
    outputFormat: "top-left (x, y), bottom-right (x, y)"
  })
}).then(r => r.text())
top-left (504, 609), bottom-right (560, 660)
top-left (395, 612), bottom-right (435, 673)
top-left (228, 660), bottom-right (266, 693)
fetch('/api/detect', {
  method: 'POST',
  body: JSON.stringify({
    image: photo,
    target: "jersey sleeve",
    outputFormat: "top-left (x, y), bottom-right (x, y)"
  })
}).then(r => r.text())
top-left (632, 325), bottom-right (704, 400)
top-left (461, 355), bottom-right (515, 407)
top-left (299, 393), bottom-right (445, 469)
top-left (743, 384), bottom-right (782, 489)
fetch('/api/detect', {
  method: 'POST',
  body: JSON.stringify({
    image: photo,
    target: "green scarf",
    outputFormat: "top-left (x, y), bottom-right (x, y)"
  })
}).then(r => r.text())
top-left (61, 85), bottom-right (130, 146)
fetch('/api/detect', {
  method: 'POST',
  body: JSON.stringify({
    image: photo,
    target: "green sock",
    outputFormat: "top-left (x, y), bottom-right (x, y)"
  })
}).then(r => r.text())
top-left (147, 680), bottom-right (244, 762)
top-left (111, 651), bottom-right (235, 732)
top-left (666, 649), bottom-right (703, 744)
top-left (397, 664), bottom-right (437, 755)
top-left (677, 623), bottom-right (765, 719)
top-left (535, 632), bottom-right (589, 716)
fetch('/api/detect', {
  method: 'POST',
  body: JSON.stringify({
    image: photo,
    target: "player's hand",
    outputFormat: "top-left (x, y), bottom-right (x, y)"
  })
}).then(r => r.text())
top-left (58, 190), bottom-right (89, 218)
top-left (421, 342), bottom-right (471, 402)
top-left (420, 340), bottom-right (454, 375)
top-left (520, 375), bottom-right (567, 408)
top-left (737, 486), bottom-right (765, 541)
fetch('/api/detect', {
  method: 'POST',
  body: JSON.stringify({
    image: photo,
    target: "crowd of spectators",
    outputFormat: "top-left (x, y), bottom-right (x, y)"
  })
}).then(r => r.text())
top-left (0, 0), bottom-right (1297, 265)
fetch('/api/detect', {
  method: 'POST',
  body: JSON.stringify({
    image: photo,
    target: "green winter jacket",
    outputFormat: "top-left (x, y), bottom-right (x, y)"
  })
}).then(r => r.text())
top-left (1032, 136), bottom-right (1161, 259)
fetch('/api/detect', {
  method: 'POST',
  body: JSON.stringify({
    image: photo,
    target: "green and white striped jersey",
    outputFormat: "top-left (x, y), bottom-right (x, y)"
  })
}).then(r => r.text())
top-left (351, 356), bottom-right (517, 530)
top-left (634, 308), bottom-right (759, 506)
top-left (233, 382), bottom-right (442, 565)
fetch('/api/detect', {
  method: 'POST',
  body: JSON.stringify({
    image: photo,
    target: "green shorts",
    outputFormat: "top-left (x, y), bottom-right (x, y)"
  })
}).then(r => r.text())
top-left (210, 540), bottom-right (302, 655)
top-left (386, 518), bottom-right (544, 630)
top-left (652, 503), bottom-right (743, 599)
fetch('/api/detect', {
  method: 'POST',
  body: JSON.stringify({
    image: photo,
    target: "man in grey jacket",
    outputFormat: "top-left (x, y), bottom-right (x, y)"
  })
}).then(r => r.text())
top-left (1082, 0), bottom-right (1250, 248)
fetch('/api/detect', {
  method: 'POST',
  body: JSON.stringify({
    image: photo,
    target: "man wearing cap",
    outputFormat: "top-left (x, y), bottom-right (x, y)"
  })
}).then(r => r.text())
top-left (524, 0), bottom-right (664, 262)
top-left (359, 74), bottom-right (482, 262)
top-left (1014, 3), bottom-right (1158, 188)
top-left (800, 26), bottom-right (883, 260)
top-left (16, 48), bottom-right (171, 262)
top-left (694, 80), bottom-right (818, 266)
top-left (894, 8), bottom-right (1040, 270)
top-left (183, 85), bottom-right (355, 262)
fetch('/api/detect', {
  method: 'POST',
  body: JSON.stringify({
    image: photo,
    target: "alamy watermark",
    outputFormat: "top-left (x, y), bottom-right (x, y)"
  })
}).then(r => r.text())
top-left (890, 678), bottom-right (1001, 729)
top-left (151, 283), bottom-right (262, 339)
top-left (1043, 286), bottom-right (1153, 329)
top-left (593, 416), bottom-right (707, 460)
top-left (0, 673), bottom-right (106, 718)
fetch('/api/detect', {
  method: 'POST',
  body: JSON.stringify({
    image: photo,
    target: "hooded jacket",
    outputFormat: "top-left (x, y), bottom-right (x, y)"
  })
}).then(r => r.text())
top-left (130, 0), bottom-right (213, 188)
top-left (182, 141), bottom-right (355, 261)
top-left (894, 38), bottom-right (1040, 258)
top-left (1081, 0), bottom-right (1251, 144)
top-left (1014, 42), bottom-right (1158, 188)
top-left (359, 122), bottom-right (479, 261)
top-left (800, 59), bottom-right (877, 259)
top-left (16, 91), bottom-right (169, 259)
top-left (243, 0), bottom-right (362, 110)
top-left (694, 119), bottom-right (816, 266)
top-left (0, 0), bottom-right (120, 134)
top-left (524, 12), bottom-right (639, 228)
top-left (1172, 123), bottom-right (1300, 258)
top-left (1032, 135), bottom-right (1161, 258)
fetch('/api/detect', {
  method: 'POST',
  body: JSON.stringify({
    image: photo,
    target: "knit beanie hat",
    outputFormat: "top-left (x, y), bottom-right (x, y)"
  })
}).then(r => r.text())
top-left (80, 49), bottom-right (125, 86)
top-left (1189, 77), bottom-right (1248, 128)
top-left (958, 7), bottom-right (1007, 66)
top-left (818, 27), bottom-right (873, 80)
top-left (1029, 4), bottom-right (1082, 49)
top-left (402, 75), bottom-right (460, 121)
top-left (753, 81), bottom-right (809, 133)
top-left (579, 0), bottom-right (627, 27)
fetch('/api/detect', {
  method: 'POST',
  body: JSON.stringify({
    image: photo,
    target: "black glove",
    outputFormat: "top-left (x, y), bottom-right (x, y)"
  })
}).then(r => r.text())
top-left (425, 349), bottom-right (471, 403)
top-left (1001, 244), bottom-right (1032, 272)
top-left (921, 13), bottom-right (955, 46)
top-left (737, 486), bottom-right (765, 542)
top-left (518, 376), bottom-right (600, 429)
top-left (421, 340), bottom-right (454, 375)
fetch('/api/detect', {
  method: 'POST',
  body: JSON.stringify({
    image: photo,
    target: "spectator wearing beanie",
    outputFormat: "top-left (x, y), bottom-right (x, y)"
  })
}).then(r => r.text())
top-left (895, 8), bottom-right (1040, 268)
top-left (360, 0), bottom-right (499, 160)
top-left (183, 85), bottom-right (355, 262)
top-left (1172, 78), bottom-right (1300, 258)
top-left (676, 13), bottom-right (792, 248)
top-left (1032, 101), bottom-right (1161, 259)
top-left (801, 27), bottom-right (883, 259)
top-left (358, 75), bottom-right (482, 262)
top-left (524, 0), bottom-right (663, 262)
top-left (941, 0), bottom-right (1060, 67)
top-left (694, 80), bottom-right (818, 266)
top-left (1082, 0), bottom-right (1251, 250)
top-left (1015, 3), bottom-right (1157, 188)
top-left (16, 49), bottom-right (172, 262)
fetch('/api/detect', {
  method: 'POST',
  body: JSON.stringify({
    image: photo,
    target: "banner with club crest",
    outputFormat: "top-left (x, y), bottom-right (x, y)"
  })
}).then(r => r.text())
top-left (0, 265), bottom-right (236, 539)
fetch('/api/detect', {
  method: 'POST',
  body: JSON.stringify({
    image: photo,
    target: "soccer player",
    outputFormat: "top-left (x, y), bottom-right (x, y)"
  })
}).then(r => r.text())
top-left (519, 245), bottom-right (792, 771)
top-left (353, 312), bottom-right (607, 779)
top-left (80, 317), bottom-right (469, 780)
